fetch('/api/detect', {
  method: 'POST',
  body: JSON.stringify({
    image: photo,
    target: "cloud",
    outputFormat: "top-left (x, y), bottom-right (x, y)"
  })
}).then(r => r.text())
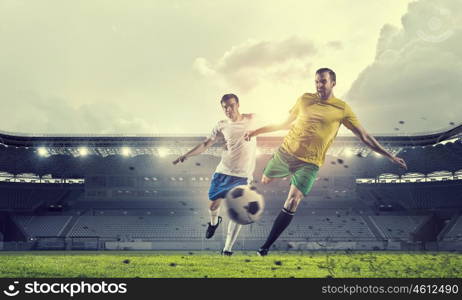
top-left (326, 41), bottom-right (343, 50)
top-left (0, 89), bottom-right (158, 135)
top-left (345, 0), bottom-right (462, 134)
top-left (193, 36), bottom-right (317, 92)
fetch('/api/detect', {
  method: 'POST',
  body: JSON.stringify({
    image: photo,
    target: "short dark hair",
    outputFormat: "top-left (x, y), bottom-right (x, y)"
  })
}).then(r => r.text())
top-left (220, 93), bottom-right (239, 104)
top-left (316, 68), bottom-right (336, 82)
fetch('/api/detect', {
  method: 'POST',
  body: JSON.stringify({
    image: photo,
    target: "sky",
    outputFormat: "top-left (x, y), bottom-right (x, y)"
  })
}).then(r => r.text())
top-left (0, 0), bottom-right (460, 135)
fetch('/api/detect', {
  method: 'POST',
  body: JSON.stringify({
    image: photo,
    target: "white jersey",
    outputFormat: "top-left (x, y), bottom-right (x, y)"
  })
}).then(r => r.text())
top-left (209, 113), bottom-right (258, 180)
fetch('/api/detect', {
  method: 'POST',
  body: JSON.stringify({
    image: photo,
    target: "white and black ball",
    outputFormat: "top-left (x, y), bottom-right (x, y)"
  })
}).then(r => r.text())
top-left (225, 185), bottom-right (265, 225)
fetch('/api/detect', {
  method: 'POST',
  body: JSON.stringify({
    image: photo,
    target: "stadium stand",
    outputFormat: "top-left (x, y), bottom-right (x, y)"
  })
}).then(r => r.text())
top-left (370, 216), bottom-right (428, 241)
top-left (0, 126), bottom-right (461, 251)
top-left (441, 216), bottom-right (462, 242)
top-left (13, 215), bottom-right (72, 237)
top-left (63, 214), bottom-right (378, 243)
top-left (0, 190), bottom-right (44, 210)
top-left (243, 215), bottom-right (377, 241)
top-left (67, 216), bottom-right (207, 240)
top-left (0, 187), bottom-right (72, 211)
top-left (356, 181), bottom-right (462, 209)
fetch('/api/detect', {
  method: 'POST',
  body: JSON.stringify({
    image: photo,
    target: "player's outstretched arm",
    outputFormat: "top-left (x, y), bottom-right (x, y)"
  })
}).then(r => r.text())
top-left (172, 137), bottom-right (217, 165)
top-left (345, 123), bottom-right (408, 170)
top-left (244, 112), bottom-right (297, 141)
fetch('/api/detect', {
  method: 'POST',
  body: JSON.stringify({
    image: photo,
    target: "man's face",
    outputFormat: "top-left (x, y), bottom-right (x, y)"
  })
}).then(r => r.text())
top-left (315, 72), bottom-right (336, 99)
top-left (221, 98), bottom-right (239, 119)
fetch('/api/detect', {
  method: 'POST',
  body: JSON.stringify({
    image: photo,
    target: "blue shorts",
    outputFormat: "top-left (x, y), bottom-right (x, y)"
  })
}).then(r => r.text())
top-left (208, 173), bottom-right (248, 201)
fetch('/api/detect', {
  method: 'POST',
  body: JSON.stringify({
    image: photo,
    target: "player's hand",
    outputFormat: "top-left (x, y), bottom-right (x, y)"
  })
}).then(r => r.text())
top-left (244, 131), bottom-right (254, 141)
top-left (172, 155), bottom-right (187, 165)
top-left (390, 156), bottom-right (407, 170)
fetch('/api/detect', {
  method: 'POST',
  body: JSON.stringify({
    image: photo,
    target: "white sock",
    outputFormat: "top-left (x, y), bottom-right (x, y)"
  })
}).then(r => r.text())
top-left (223, 220), bottom-right (242, 252)
top-left (209, 207), bottom-right (221, 225)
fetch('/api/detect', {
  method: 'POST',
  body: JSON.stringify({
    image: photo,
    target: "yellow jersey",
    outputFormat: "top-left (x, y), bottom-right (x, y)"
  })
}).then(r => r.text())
top-left (281, 93), bottom-right (361, 167)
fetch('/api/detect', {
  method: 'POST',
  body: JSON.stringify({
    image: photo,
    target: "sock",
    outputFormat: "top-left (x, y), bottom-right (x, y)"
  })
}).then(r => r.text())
top-left (209, 207), bottom-right (221, 225)
top-left (261, 208), bottom-right (294, 249)
top-left (223, 220), bottom-right (242, 252)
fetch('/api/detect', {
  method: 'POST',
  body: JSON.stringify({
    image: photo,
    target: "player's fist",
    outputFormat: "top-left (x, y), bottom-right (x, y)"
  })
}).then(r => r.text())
top-left (172, 155), bottom-right (187, 165)
top-left (390, 156), bottom-right (407, 170)
top-left (244, 131), bottom-right (254, 141)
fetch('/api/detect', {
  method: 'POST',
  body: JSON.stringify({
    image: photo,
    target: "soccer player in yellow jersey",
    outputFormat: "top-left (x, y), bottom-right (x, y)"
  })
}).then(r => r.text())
top-left (245, 68), bottom-right (407, 256)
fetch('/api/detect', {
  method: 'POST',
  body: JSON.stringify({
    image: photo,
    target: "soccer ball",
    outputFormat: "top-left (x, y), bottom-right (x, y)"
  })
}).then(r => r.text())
top-left (225, 185), bottom-right (265, 225)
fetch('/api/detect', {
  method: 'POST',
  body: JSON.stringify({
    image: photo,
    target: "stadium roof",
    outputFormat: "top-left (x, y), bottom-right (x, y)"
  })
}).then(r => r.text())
top-left (0, 123), bottom-right (460, 158)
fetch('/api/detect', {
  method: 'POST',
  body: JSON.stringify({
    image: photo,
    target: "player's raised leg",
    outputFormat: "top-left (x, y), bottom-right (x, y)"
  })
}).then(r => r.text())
top-left (257, 184), bottom-right (303, 256)
top-left (206, 198), bottom-right (223, 239)
top-left (258, 161), bottom-right (318, 256)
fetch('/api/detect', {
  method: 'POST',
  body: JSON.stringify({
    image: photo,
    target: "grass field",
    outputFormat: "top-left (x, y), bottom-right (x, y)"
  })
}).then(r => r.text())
top-left (1, 251), bottom-right (461, 278)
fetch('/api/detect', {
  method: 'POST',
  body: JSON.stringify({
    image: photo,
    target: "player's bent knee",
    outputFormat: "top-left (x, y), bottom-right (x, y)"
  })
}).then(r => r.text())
top-left (284, 193), bottom-right (304, 212)
top-left (261, 175), bottom-right (273, 184)
top-left (283, 200), bottom-right (298, 213)
top-left (209, 199), bottom-right (222, 210)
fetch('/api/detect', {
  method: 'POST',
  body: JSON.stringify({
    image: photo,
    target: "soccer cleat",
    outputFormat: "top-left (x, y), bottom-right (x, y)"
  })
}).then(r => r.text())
top-left (205, 216), bottom-right (222, 239)
top-left (257, 248), bottom-right (269, 256)
top-left (221, 250), bottom-right (233, 256)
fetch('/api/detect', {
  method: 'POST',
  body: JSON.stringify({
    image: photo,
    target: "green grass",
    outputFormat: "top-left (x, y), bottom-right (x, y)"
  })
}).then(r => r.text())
top-left (0, 251), bottom-right (461, 278)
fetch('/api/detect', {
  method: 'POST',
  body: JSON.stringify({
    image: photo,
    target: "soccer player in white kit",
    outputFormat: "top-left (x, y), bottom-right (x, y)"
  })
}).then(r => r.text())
top-left (173, 94), bottom-right (257, 256)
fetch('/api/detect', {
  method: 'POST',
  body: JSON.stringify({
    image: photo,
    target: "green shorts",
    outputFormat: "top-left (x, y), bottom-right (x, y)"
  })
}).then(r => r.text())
top-left (263, 148), bottom-right (319, 196)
